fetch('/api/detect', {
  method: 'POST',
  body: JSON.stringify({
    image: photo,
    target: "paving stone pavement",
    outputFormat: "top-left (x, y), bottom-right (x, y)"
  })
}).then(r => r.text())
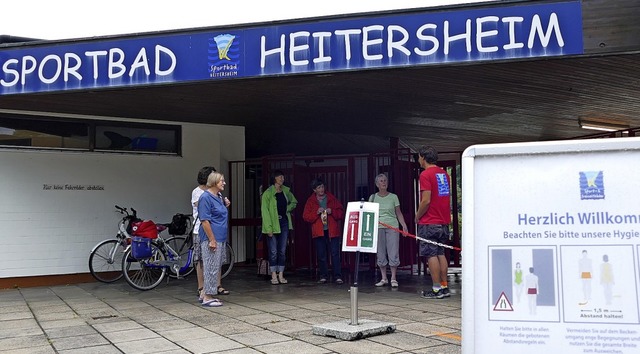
top-left (0, 266), bottom-right (462, 353)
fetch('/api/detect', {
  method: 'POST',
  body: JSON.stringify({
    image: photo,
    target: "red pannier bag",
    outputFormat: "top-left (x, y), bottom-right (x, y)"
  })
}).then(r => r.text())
top-left (131, 220), bottom-right (158, 239)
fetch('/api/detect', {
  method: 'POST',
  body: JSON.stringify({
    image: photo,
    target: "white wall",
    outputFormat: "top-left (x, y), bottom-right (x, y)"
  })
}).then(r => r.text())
top-left (0, 122), bottom-right (244, 278)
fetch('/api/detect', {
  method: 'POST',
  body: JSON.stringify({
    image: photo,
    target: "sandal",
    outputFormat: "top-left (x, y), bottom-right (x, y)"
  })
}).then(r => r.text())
top-left (375, 279), bottom-right (388, 287)
top-left (217, 286), bottom-right (230, 295)
top-left (391, 280), bottom-right (399, 288)
top-left (271, 278), bottom-right (279, 285)
top-left (278, 276), bottom-right (288, 284)
top-left (201, 298), bottom-right (223, 307)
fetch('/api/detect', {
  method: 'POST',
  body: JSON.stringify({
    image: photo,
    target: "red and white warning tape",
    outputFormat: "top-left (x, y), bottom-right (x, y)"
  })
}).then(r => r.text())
top-left (378, 221), bottom-right (462, 251)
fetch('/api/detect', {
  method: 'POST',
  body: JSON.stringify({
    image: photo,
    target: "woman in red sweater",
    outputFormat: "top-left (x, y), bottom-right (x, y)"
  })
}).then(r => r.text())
top-left (302, 178), bottom-right (345, 284)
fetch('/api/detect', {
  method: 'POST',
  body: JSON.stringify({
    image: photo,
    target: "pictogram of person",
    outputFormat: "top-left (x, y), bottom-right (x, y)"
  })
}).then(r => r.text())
top-left (579, 250), bottom-right (592, 305)
top-left (600, 254), bottom-right (614, 305)
top-left (514, 262), bottom-right (524, 303)
top-left (526, 267), bottom-right (539, 315)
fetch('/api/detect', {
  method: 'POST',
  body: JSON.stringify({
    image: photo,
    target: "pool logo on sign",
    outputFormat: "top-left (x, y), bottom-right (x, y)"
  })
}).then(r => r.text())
top-left (208, 34), bottom-right (240, 79)
top-left (579, 171), bottom-right (605, 200)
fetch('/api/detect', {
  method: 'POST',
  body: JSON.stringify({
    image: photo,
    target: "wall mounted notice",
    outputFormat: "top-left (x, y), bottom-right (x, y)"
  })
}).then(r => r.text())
top-left (42, 184), bottom-right (105, 191)
top-left (462, 137), bottom-right (640, 354)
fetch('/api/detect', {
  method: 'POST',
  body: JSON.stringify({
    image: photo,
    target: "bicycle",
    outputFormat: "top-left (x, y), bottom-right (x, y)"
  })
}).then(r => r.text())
top-left (164, 214), bottom-right (196, 279)
top-left (121, 218), bottom-right (235, 291)
top-left (88, 205), bottom-right (140, 283)
top-left (163, 216), bottom-right (234, 281)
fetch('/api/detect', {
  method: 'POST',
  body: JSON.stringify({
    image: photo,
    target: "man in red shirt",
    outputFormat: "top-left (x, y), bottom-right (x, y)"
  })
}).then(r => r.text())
top-left (415, 146), bottom-right (452, 299)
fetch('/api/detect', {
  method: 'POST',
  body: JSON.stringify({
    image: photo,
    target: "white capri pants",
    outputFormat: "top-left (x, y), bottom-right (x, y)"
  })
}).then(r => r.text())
top-left (376, 228), bottom-right (400, 267)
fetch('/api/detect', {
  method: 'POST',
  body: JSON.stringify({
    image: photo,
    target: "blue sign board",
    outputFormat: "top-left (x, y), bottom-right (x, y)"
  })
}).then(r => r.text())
top-left (0, 1), bottom-right (583, 95)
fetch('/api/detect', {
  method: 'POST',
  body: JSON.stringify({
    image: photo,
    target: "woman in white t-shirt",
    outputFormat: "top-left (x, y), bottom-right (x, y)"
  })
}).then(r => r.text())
top-left (371, 173), bottom-right (408, 288)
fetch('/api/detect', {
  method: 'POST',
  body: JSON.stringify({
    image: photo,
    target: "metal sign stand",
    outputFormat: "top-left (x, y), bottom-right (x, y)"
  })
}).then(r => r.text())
top-left (350, 250), bottom-right (360, 325)
top-left (312, 200), bottom-right (396, 341)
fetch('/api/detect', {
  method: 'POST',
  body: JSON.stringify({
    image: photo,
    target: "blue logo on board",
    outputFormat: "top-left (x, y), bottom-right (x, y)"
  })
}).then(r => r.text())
top-left (579, 171), bottom-right (605, 200)
top-left (208, 34), bottom-right (240, 79)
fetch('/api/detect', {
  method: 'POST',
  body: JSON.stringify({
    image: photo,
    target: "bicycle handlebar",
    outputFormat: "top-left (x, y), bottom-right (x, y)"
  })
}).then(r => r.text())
top-left (115, 205), bottom-right (138, 219)
top-left (114, 206), bottom-right (193, 237)
top-left (115, 205), bottom-right (141, 240)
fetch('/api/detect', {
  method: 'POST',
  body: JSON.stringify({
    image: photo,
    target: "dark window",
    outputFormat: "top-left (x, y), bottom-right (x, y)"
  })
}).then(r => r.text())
top-left (0, 115), bottom-right (180, 155)
top-left (95, 124), bottom-right (179, 153)
top-left (0, 116), bottom-right (89, 150)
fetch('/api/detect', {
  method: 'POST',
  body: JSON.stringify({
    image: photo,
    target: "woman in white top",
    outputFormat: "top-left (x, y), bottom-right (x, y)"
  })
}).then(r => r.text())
top-left (371, 173), bottom-right (408, 288)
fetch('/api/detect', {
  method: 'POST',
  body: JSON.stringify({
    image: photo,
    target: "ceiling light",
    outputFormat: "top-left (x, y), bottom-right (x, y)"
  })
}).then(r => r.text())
top-left (579, 119), bottom-right (629, 132)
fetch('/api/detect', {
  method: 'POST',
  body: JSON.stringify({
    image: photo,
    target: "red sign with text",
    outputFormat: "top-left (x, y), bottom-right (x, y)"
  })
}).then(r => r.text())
top-left (345, 211), bottom-right (359, 247)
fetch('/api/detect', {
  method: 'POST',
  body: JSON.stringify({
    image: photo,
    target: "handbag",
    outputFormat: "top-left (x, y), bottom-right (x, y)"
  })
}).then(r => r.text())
top-left (131, 220), bottom-right (158, 239)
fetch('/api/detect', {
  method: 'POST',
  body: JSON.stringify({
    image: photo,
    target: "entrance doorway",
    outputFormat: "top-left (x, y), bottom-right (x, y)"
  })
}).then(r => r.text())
top-left (227, 149), bottom-right (461, 275)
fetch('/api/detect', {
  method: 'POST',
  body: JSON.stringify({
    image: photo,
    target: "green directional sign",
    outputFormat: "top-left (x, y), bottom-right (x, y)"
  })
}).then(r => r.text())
top-left (361, 211), bottom-right (376, 248)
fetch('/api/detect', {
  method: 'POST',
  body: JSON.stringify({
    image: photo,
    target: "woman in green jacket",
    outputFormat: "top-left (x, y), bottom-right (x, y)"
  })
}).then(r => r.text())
top-left (261, 170), bottom-right (298, 285)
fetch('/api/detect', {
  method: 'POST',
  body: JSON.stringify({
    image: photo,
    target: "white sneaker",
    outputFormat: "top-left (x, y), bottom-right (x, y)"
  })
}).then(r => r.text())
top-left (375, 279), bottom-right (388, 287)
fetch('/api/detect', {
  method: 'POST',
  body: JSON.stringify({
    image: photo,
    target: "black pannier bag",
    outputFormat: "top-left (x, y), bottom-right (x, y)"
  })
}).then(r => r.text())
top-left (168, 213), bottom-right (190, 235)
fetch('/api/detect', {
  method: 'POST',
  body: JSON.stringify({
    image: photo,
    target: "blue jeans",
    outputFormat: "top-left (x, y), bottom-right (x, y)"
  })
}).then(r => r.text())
top-left (268, 218), bottom-right (289, 273)
top-left (315, 230), bottom-right (342, 279)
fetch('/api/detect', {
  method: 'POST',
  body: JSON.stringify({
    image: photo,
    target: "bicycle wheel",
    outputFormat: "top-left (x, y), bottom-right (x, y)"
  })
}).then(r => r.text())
top-left (89, 239), bottom-right (126, 283)
top-left (221, 242), bottom-right (235, 279)
top-left (165, 236), bottom-right (195, 278)
top-left (121, 242), bottom-right (167, 291)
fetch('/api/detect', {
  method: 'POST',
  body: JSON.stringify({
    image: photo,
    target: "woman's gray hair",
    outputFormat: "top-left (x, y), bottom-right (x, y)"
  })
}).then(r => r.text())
top-left (206, 171), bottom-right (224, 188)
top-left (374, 173), bottom-right (388, 185)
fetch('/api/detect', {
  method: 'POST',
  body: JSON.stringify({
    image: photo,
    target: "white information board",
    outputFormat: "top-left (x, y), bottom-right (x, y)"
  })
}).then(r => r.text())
top-left (342, 201), bottom-right (379, 253)
top-left (462, 137), bottom-right (640, 354)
